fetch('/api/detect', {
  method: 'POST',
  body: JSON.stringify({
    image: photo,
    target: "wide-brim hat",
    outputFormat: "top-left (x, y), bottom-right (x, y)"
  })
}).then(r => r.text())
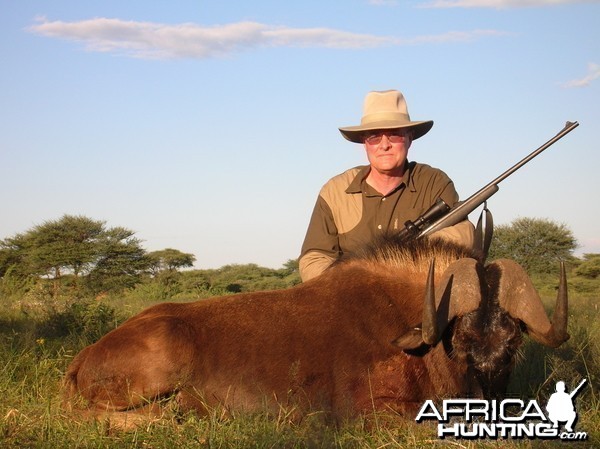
top-left (339, 90), bottom-right (433, 143)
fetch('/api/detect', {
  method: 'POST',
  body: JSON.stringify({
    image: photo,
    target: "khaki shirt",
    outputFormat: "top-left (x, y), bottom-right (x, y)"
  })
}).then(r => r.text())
top-left (299, 162), bottom-right (474, 281)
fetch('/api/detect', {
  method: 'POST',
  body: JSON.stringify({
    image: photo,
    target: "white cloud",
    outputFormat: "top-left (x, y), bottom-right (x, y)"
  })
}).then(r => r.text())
top-left (421, 0), bottom-right (600, 8)
top-left (561, 63), bottom-right (600, 88)
top-left (27, 17), bottom-right (505, 60)
top-left (399, 29), bottom-right (508, 44)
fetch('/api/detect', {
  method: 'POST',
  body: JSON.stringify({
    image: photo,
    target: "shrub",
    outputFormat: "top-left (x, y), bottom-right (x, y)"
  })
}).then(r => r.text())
top-left (37, 300), bottom-right (121, 344)
top-left (575, 254), bottom-right (600, 279)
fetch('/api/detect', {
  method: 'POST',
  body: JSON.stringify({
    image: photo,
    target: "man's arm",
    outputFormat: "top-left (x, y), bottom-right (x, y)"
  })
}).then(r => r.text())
top-left (429, 220), bottom-right (475, 248)
top-left (299, 195), bottom-right (340, 281)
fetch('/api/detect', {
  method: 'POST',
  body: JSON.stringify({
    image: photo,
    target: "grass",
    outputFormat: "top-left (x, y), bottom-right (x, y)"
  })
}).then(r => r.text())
top-left (1, 284), bottom-right (599, 448)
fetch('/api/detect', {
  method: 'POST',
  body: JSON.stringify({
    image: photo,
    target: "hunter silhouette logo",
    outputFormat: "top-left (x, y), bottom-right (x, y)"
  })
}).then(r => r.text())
top-left (546, 379), bottom-right (587, 433)
top-left (415, 377), bottom-right (589, 440)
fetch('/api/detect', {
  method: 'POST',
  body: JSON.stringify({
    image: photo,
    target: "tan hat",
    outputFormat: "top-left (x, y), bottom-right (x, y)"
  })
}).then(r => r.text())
top-left (339, 90), bottom-right (433, 143)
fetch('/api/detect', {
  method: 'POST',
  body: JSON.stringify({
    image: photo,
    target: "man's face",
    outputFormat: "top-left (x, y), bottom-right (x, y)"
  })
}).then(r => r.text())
top-left (363, 129), bottom-right (412, 175)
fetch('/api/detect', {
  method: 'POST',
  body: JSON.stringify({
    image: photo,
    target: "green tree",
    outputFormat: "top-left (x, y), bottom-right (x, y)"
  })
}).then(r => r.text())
top-left (278, 259), bottom-right (301, 287)
top-left (85, 226), bottom-right (150, 293)
top-left (29, 215), bottom-right (104, 280)
top-left (201, 262), bottom-right (300, 293)
top-left (280, 259), bottom-right (299, 276)
top-left (0, 215), bottom-right (149, 296)
top-left (147, 248), bottom-right (196, 275)
top-left (575, 253), bottom-right (600, 279)
top-left (0, 234), bottom-right (29, 278)
top-left (488, 217), bottom-right (578, 274)
top-left (144, 248), bottom-right (197, 300)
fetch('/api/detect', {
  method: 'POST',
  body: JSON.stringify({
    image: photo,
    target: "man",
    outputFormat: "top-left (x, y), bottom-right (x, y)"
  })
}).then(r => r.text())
top-left (299, 89), bottom-right (474, 282)
top-left (546, 381), bottom-right (579, 432)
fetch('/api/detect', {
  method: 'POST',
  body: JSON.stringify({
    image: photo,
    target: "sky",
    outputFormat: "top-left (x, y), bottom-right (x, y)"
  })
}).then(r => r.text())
top-left (1, 0), bottom-right (599, 269)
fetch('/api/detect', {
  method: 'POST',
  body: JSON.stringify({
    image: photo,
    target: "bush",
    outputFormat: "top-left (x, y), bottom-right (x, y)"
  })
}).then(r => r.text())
top-left (575, 254), bottom-right (600, 279)
top-left (0, 266), bottom-right (37, 301)
top-left (489, 217), bottom-right (577, 274)
top-left (38, 300), bottom-right (121, 344)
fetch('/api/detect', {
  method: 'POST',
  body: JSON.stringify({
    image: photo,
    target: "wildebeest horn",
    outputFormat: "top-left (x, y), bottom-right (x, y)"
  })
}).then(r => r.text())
top-left (395, 258), bottom-right (482, 350)
top-left (491, 259), bottom-right (569, 348)
top-left (421, 260), bottom-right (439, 345)
top-left (424, 257), bottom-right (483, 346)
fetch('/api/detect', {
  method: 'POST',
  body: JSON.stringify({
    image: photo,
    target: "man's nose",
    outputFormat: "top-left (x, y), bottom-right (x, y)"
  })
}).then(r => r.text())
top-left (379, 134), bottom-right (392, 148)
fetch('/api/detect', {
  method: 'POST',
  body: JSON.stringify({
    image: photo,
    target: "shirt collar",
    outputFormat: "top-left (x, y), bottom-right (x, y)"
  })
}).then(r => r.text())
top-left (346, 161), bottom-right (416, 195)
top-left (346, 165), bottom-right (370, 194)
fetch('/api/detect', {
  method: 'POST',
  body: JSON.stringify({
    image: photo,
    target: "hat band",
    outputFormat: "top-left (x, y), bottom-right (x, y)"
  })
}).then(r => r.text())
top-left (361, 111), bottom-right (410, 126)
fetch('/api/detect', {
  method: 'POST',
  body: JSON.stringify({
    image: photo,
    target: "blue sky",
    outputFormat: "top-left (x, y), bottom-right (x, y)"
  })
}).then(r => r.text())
top-left (1, 0), bottom-right (598, 269)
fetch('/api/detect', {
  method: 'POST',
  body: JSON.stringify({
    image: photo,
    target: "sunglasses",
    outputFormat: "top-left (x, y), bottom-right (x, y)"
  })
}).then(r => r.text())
top-left (364, 131), bottom-right (410, 145)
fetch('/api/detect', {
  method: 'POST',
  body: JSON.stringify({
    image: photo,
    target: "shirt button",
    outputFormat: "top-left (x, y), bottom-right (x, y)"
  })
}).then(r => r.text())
top-left (382, 197), bottom-right (386, 201)
top-left (377, 225), bottom-right (382, 230)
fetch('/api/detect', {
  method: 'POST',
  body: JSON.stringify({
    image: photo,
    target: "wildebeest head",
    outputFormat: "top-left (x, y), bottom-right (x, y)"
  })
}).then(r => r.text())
top-left (391, 240), bottom-right (569, 398)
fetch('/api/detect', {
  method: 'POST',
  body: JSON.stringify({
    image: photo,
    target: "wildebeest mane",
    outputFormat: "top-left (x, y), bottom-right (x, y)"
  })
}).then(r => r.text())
top-left (337, 234), bottom-right (483, 275)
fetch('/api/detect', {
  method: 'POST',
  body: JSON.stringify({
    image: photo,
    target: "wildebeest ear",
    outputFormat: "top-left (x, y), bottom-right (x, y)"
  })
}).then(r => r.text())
top-left (491, 258), bottom-right (569, 347)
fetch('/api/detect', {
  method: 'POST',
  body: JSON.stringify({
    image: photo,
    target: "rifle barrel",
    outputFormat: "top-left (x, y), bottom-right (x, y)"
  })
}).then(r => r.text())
top-left (418, 121), bottom-right (579, 238)
top-left (569, 378), bottom-right (587, 398)
top-left (489, 121), bottom-right (579, 187)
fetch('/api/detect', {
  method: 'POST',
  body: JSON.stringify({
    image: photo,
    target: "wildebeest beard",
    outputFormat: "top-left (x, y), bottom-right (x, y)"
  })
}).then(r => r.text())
top-left (450, 262), bottom-right (523, 399)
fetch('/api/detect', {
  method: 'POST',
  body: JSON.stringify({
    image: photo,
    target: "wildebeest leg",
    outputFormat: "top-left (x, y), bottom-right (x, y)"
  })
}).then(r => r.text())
top-left (174, 387), bottom-right (215, 417)
top-left (64, 316), bottom-right (198, 424)
top-left (175, 383), bottom-right (281, 418)
top-left (68, 402), bottom-right (171, 431)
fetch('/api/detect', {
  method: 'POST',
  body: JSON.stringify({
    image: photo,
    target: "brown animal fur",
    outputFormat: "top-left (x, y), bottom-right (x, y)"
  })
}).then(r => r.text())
top-left (62, 237), bottom-right (563, 426)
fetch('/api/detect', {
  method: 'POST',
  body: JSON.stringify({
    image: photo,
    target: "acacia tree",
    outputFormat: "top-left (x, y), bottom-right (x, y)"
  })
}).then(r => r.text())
top-left (488, 217), bottom-right (578, 274)
top-left (85, 226), bottom-right (150, 293)
top-left (28, 215), bottom-right (104, 280)
top-left (0, 215), bottom-right (149, 296)
top-left (147, 248), bottom-right (196, 275)
top-left (143, 248), bottom-right (196, 299)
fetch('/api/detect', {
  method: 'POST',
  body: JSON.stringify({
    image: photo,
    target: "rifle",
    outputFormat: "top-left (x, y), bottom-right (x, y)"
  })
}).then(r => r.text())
top-left (397, 121), bottom-right (579, 246)
top-left (569, 378), bottom-right (587, 399)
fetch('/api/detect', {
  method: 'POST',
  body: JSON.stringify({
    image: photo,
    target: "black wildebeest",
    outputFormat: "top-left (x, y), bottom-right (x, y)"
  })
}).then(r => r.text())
top-left (63, 237), bottom-right (568, 426)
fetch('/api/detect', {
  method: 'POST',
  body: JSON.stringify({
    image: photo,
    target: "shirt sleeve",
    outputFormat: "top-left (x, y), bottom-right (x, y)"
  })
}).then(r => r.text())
top-left (425, 171), bottom-right (475, 249)
top-left (429, 220), bottom-right (476, 249)
top-left (299, 195), bottom-right (340, 281)
top-left (432, 172), bottom-right (460, 208)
